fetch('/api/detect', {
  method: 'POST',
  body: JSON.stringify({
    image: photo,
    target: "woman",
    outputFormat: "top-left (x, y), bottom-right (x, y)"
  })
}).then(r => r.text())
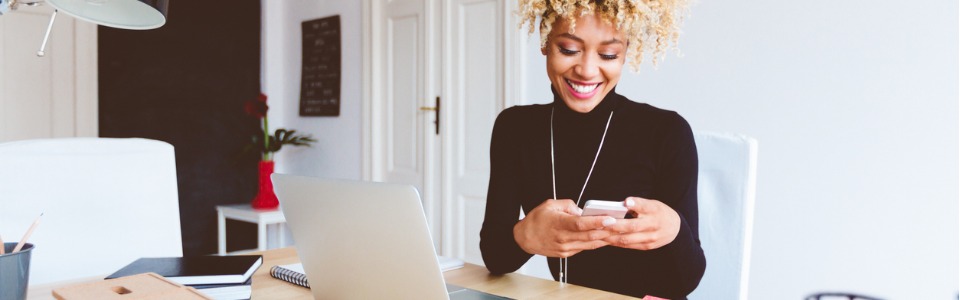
top-left (479, 0), bottom-right (705, 299)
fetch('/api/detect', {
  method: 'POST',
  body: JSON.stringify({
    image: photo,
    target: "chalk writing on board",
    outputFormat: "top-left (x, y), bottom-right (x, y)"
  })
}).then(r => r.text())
top-left (299, 15), bottom-right (340, 116)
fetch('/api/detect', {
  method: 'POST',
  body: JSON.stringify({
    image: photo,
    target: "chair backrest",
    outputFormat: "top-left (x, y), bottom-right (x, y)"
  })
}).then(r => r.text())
top-left (0, 138), bottom-right (183, 285)
top-left (688, 132), bottom-right (758, 300)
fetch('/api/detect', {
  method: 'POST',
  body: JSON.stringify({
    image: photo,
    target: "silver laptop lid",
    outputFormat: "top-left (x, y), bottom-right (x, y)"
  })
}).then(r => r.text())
top-left (273, 174), bottom-right (449, 300)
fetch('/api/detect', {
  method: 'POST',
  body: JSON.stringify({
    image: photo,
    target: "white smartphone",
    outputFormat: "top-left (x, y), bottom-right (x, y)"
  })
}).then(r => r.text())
top-left (581, 200), bottom-right (628, 219)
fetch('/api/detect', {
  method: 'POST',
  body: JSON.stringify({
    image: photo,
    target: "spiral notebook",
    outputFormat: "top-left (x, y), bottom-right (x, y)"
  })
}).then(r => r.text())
top-left (270, 263), bottom-right (309, 288)
top-left (270, 257), bottom-right (464, 289)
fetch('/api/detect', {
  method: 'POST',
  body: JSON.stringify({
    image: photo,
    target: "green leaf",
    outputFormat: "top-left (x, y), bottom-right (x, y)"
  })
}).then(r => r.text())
top-left (251, 128), bottom-right (316, 155)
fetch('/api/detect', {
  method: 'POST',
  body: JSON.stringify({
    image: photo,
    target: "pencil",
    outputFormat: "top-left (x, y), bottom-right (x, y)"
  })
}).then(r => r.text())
top-left (12, 213), bottom-right (42, 253)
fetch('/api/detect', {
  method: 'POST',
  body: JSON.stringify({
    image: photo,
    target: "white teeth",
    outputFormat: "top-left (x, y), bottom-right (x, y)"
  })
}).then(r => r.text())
top-left (566, 79), bottom-right (600, 94)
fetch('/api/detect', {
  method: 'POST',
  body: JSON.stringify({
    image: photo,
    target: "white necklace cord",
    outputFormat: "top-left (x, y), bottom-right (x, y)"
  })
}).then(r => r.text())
top-left (550, 108), bottom-right (558, 203)
top-left (576, 111), bottom-right (614, 208)
top-left (550, 106), bottom-right (614, 284)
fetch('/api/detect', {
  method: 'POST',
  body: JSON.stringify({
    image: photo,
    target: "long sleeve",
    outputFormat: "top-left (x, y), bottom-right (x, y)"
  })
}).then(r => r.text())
top-left (638, 111), bottom-right (706, 298)
top-left (479, 107), bottom-right (534, 274)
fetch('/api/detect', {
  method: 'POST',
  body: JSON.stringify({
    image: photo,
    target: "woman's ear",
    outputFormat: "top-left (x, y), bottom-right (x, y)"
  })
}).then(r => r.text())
top-left (541, 45), bottom-right (548, 55)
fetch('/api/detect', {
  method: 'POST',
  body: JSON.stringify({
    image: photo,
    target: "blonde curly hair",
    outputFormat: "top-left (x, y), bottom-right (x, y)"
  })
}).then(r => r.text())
top-left (518, 0), bottom-right (690, 70)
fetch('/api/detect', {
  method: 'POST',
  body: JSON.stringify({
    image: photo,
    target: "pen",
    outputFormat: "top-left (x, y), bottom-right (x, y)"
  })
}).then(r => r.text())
top-left (12, 213), bottom-right (42, 253)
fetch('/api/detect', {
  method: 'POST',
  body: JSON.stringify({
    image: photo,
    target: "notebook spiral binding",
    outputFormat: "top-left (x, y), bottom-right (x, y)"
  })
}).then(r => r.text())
top-left (270, 265), bottom-right (310, 288)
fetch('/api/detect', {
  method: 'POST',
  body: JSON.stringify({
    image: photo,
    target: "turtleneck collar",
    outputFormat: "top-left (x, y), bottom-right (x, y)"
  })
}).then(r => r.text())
top-left (551, 85), bottom-right (623, 119)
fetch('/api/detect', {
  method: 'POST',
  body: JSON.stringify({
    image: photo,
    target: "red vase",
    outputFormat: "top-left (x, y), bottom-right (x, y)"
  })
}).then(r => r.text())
top-left (251, 160), bottom-right (279, 209)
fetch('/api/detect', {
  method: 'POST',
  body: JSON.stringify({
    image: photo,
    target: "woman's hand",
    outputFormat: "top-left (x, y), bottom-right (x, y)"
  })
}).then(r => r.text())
top-left (603, 197), bottom-right (681, 250)
top-left (513, 199), bottom-right (617, 258)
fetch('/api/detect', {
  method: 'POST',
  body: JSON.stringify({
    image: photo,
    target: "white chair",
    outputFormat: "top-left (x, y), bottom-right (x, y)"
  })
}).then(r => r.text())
top-left (0, 138), bottom-right (183, 285)
top-left (688, 132), bottom-right (758, 300)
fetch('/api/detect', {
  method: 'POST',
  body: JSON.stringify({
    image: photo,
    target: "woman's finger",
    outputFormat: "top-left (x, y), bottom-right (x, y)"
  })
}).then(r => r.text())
top-left (624, 196), bottom-right (660, 216)
top-left (602, 217), bottom-right (659, 233)
top-left (556, 229), bottom-right (613, 243)
top-left (604, 232), bottom-right (661, 250)
top-left (559, 200), bottom-right (583, 216)
top-left (544, 199), bottom-right (579, 215)
top-left (560, 214), bottom-right (617, 231)
top-left (554, 240), bottom-right (610, 257)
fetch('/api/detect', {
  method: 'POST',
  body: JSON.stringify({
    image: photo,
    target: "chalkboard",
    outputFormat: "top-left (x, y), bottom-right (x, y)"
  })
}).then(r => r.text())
top-left (300, 15), bottom-right (341, 116)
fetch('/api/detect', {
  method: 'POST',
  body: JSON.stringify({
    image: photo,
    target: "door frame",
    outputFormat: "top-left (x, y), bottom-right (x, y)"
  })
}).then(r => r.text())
top-left (75, 21), bottom-right (98, 137)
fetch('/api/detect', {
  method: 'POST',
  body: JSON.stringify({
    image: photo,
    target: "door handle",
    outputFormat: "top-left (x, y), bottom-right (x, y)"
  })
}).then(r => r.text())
top-left (420, 97), bottom-right (439, 135)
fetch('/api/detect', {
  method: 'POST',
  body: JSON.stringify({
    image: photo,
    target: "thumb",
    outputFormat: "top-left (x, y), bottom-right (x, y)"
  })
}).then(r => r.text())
top-left (550, 199), bottom-right (580, 215)
top-left (560, 201), bottom-right (583, 216)
top-left (563, 215), bottom-right (618, 231)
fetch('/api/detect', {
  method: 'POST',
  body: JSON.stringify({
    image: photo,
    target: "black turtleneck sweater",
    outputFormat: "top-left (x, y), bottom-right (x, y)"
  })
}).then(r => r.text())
top-left (479, 87), bottom-right (706, 299)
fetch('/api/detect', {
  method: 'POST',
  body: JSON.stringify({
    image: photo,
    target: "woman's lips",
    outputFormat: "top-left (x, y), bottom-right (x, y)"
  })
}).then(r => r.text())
top-left (564, 78), bottom-right (601, 99)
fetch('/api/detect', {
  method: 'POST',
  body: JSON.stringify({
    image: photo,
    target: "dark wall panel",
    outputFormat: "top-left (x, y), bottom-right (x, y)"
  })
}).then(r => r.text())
top-left (99, 1), bottom-right (262, 255)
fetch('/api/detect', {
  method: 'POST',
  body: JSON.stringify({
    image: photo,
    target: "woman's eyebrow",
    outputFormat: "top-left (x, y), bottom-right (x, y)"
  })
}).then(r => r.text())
top-left (557, 33), bottom-right (623, 45)
top-left (557, 33), bottom-right (585, 43)
top-left (601, 38), bottom-right (624, 46)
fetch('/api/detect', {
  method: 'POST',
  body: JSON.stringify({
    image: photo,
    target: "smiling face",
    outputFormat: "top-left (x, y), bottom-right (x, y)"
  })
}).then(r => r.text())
top-left (543, 13), bottom-right (627, 113)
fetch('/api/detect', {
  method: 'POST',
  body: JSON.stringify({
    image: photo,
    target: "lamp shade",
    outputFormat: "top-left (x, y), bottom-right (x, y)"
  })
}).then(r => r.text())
top-left (46, 0), bottom-right (168, 30)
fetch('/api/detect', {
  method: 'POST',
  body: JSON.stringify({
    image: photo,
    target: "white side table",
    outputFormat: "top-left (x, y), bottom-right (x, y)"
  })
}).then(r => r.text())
top-left (216, 204), bottom-right (287, 255)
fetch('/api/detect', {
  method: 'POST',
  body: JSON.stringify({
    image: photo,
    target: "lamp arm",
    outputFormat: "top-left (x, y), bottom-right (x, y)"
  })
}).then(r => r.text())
top-left (37, 9), bottom-right (56, 57)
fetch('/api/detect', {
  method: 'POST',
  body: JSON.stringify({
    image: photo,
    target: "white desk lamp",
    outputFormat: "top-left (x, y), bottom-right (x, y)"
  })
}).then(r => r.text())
top-left (0, 0), bottom-right (168, 56)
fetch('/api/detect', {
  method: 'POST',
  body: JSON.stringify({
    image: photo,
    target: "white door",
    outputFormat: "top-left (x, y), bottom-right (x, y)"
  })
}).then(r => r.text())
top-left (439, 0), bottom-right (517, 264)
top-left (365, 0), bottom-right (519, 260)
top-left (0, 4), bottom-right (97, 142)
top-left (368, 0), bottom-right (443, 248)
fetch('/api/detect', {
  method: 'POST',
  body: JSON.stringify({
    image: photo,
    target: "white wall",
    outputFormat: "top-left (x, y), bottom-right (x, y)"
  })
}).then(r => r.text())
top-left (262, 0), bottom-right (363, 180)
top-left (523, 0), bottom-right (958, 299)
top-left (0, 6), bottom-right (98, 142)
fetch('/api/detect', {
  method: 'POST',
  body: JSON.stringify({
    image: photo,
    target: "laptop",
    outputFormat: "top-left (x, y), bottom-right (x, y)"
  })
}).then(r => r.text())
top-left (272, 174), bottom-right (510, 300)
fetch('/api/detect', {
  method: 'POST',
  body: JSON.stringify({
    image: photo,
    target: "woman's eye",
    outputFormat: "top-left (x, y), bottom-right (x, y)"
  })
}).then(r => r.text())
top-left (558, 47), bottom-right (579, 56)
top-left (600, 54), bottom-right (619, 60)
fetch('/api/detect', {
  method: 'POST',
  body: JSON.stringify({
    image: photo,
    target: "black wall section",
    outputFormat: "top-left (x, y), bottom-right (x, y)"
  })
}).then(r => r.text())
top-left (99, 1), bottom-right (261, 255)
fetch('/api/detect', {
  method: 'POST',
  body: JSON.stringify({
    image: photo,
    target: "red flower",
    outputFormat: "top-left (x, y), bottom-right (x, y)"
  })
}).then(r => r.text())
top-left (244, 93), bottom-right (269, 118)
top-left (241, 92), bottom-right (314, 161)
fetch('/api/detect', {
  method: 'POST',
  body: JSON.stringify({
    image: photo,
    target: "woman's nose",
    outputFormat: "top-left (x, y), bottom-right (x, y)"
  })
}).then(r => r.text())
top-left (574, 54), bottom-right (600, 79)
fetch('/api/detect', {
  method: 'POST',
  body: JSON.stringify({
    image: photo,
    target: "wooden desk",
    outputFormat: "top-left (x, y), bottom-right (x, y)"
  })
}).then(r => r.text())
top-left (29, 247), bottom-right (633, 299)
top-left (251, 247), bottom-right (633, 299)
